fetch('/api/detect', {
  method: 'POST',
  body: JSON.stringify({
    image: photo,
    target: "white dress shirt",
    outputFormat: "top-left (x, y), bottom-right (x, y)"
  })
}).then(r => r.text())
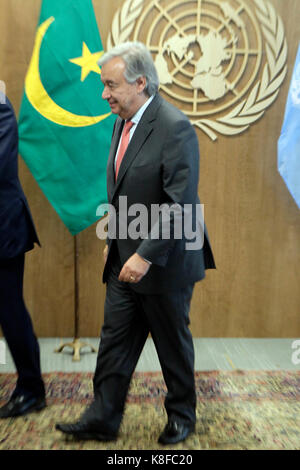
top-left (114, 95), bottom-right (154, 170)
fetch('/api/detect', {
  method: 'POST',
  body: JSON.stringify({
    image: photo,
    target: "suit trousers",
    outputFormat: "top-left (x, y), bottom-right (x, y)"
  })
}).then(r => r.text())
top-left (91, 248), bottom-right (196, 434)
top-left (0, 254), bottom-right (45, 398)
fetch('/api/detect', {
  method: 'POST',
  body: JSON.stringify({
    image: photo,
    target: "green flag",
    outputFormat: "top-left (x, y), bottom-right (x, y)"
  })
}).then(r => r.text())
top-left (18, 0), bottom-right (115, 235)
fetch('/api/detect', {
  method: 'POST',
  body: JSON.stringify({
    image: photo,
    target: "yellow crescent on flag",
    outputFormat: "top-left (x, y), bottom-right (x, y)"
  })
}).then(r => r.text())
top-left (25, 17), bottom-right (110, 127)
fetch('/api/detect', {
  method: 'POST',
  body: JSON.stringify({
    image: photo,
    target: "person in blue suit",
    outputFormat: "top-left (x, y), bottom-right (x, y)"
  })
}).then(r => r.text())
top-left (0, 93), bottom-right (46, 418)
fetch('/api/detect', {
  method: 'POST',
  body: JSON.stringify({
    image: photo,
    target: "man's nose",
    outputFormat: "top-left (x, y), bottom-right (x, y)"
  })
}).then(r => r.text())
top-left (102, 86), bottom-right (110, 100)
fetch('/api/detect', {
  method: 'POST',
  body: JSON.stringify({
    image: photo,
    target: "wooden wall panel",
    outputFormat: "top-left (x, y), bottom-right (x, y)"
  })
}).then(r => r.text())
top-left (0, 0), bottom-right (299, 337)
top-left (189, 0), bottom-right (300, 337)
top-left (76, 225), bottom-right (107, 338)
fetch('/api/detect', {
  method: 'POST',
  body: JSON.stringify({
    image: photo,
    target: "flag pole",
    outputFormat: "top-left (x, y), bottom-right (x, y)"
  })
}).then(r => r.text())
top-left (54, 234), bottom-right (97, 361)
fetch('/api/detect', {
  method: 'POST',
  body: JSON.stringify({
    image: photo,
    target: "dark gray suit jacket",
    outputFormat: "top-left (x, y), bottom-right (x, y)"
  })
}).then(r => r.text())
top-left (103, 93), bottom-right (215, 293)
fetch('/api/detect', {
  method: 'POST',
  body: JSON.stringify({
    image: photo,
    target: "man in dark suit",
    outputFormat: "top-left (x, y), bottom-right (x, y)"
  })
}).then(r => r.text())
top-left (56, 42), bottom-right (215, 444)
top-left (0, 93), bottom-right (46, 418)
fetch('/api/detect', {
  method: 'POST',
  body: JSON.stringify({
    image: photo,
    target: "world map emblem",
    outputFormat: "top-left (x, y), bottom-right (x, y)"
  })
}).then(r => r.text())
top-left (107, 0), bottom-right (288, 140)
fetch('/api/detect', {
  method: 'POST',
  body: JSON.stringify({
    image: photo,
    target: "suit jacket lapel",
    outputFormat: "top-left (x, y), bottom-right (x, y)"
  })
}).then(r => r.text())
top-left (111, 94), bottom-right (163, 201)
top-left (107, 118), bottom-right (124, 201)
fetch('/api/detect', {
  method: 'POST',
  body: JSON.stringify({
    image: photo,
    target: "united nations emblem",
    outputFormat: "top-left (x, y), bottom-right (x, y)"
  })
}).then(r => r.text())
top-left (107, 0), bottom-right (288, 140)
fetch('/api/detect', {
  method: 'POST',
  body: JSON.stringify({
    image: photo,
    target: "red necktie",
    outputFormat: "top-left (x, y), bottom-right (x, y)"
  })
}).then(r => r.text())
top-left (115, 120), bottom-right (133, 181)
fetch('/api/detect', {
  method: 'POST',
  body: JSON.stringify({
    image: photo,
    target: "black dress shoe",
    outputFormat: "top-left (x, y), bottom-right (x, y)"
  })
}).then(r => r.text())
top-left (56, 420), bottom-right (117, 441)
top-left (158, 420), bottom-right (195, 445)
top-left (0, 395), bottom-right (46, 419)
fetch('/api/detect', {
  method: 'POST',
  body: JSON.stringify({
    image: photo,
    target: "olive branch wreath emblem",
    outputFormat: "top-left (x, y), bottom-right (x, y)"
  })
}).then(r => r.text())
top-left (107, 0), bottom-right (287, 141)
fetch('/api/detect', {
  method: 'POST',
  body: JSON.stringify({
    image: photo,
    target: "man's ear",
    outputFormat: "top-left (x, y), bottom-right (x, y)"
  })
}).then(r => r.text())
top-left (136, 75), bottom-right (147, 94)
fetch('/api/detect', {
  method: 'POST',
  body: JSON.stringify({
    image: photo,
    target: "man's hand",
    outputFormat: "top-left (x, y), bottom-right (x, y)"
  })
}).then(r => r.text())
top-left (119, 253), bottom-right (150, 283)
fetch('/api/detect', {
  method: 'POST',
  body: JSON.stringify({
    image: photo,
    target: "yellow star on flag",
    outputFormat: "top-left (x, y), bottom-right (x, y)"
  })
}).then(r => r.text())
top-left (69, 42), bottom-right (104, 81)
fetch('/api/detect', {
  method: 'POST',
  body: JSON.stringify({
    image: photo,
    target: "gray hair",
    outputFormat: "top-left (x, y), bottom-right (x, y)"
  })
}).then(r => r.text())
top-left (98, 42), bottom-right (159, 96)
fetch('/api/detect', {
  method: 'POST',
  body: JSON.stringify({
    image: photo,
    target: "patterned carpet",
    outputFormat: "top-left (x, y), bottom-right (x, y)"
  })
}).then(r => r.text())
top-left (0, 370), bottom-right (300, 450)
